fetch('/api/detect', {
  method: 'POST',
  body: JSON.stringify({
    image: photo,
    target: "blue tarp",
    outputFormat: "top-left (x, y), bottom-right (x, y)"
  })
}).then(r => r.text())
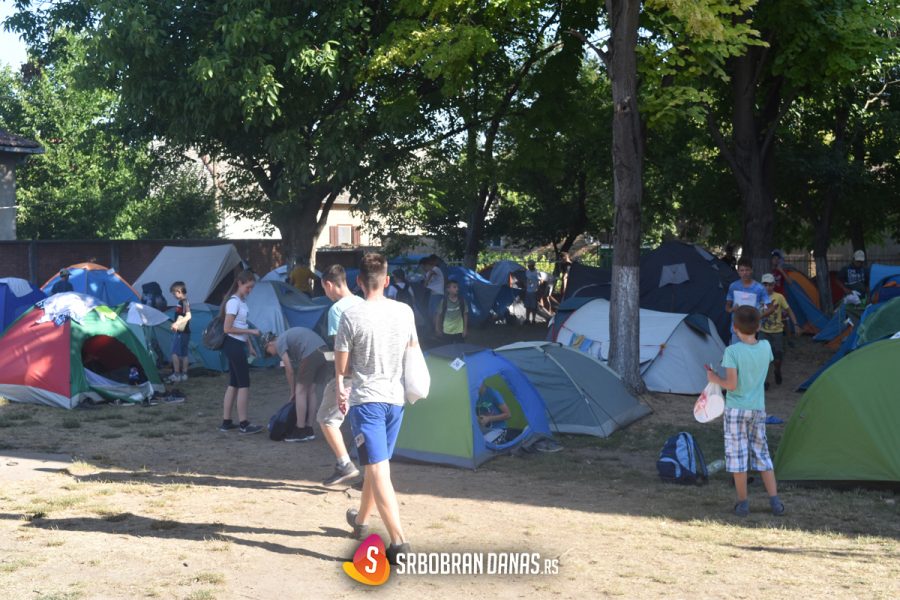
top-left (0, 280), bottom-right (45, 332)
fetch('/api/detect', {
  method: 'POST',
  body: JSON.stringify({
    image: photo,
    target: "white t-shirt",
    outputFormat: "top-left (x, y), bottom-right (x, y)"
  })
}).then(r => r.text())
top-left (426, 266), bottom-right (445, 296)
top-left (225, 295), bottom-right (249, 341)
top-left (334, 299), bottom-right (418, 407)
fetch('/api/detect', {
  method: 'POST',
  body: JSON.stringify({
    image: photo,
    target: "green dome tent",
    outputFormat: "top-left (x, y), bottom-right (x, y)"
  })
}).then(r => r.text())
top-left (775, 338), bottom-right (900, 484)
top-left (394, 345), bottom-right (552, 469)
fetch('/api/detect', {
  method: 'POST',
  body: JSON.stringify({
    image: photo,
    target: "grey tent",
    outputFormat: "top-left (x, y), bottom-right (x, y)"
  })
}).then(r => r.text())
top-left (496, 341), bottom-right (650, 437)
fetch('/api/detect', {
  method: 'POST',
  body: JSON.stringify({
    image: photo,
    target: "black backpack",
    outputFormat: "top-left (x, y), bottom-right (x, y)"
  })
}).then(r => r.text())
top-left (268, 400), bottom-right (297, 441)
top-left (394, 283), bottom-right (414, 307)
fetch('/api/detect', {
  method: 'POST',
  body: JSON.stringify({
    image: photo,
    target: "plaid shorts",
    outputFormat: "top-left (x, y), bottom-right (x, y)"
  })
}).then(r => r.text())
top-left (724, 407), bottom-right (773, 473)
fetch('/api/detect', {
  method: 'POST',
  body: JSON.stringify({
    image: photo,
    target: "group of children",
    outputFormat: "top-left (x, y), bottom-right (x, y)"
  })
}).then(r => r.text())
top-left (712, 256), bottom-right (796, 517)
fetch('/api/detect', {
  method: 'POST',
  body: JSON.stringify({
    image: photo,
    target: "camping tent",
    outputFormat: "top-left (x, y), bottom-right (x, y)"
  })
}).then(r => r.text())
top-left (133, 244), bottom-right (242, 306)
top-left (261, 265), bottom-right (288, 282)
top-left (496, 341), bottom-right (650, 437)
top-left (870, 263), bottom-right (900, 304)
top-left (445, 267), bottom-right (503, 327)
top-left (485, 260), bottom-right (526, 287)
top-left (562, 242), bottom-right (737, 342)
top-left (246, 280), bottom-right (330, 338)
top-left (775, 338), bottom-right (900, 484)
top-left (782, 268), bottom-right (828, 333)
top-left (167, 302), bottom-right (228, 371)
top-left (0, 293), bottom-right (162, 408)
top-left (394, 345), bottom-right (552, 468)
top-left (117, 302), bottom-right (175, 367)
top-left (798, 296), bottom-right (900, 391)
top-left (0, 277), bottom-right (45, 332)
top-left (42, 263), bottom-right (140, 306)
top-left (550, 298), bottom-right (725, 394)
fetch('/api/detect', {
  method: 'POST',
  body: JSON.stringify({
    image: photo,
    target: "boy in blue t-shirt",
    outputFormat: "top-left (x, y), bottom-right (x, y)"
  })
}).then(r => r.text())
top-left (725, 257), bottom-right (772, 345)
top-left (476, 382), bottom-right (511, 443)
top-left (706, 305), bottom-right (785, 517)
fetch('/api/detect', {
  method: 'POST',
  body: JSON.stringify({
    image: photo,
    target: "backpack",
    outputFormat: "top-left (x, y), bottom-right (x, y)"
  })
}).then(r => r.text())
top-left (656, 432), bottom-right (708, 485)
top-left (268, 400), bottom-right (297, 441)
top-left (394, 283), bottom-right (414, 307)
top-left (202, 296), bottom-right (234, 351)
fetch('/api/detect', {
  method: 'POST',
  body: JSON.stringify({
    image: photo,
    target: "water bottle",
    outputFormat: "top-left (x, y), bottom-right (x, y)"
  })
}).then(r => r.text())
top-left (708, 459), bottom-right (725, 474)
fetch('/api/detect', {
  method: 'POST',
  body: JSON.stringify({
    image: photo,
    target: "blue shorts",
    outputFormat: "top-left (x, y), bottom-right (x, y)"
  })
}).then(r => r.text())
top-left (170, 332), bottom-right (190, 358)
top-left (348, 402), bottom-right (404, 466)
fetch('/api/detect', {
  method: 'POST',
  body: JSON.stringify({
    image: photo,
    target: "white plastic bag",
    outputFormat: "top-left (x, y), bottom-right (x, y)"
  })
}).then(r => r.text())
top-left (403, 344), bottom-right (430, 404)
top-left (694, 382), bottom-right (724, 423)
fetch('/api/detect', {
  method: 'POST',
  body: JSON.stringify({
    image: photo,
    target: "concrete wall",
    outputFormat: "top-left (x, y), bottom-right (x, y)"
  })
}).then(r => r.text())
top-left (0, 158), bottom-right (16, 240)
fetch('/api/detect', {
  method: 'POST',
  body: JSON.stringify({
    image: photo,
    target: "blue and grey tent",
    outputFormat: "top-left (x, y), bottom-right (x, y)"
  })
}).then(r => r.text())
top-left (496, 341), bottom-right (650, 437)
top-left (870, 263), bottom-right (900, 304)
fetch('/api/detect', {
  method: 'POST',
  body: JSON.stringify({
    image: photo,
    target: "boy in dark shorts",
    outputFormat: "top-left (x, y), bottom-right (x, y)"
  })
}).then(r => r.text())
top-left (265, 327), bottom-right (330, 442)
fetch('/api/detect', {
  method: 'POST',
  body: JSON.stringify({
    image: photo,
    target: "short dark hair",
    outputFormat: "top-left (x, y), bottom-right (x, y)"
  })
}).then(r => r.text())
top-left (170, 281), bottom-right (187, 294)
top-left (733, 305), bottom-right (760, 335)
top-left (737, 257), bottom-right (753, 269)
top-left (359, 253), bottom-right (388, 291)
top-left (321, 264), bottom-right (347, 286)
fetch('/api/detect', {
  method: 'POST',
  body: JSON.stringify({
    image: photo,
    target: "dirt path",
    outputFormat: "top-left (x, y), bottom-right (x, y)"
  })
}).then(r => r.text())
top-left (1, 331), bottom-right (898, 599)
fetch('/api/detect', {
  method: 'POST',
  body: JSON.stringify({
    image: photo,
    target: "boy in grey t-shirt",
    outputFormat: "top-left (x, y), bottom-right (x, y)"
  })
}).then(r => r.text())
top-left (335, 253), bottom-right (417, 565)
top-left (264, 327), bottom-right (328, 442)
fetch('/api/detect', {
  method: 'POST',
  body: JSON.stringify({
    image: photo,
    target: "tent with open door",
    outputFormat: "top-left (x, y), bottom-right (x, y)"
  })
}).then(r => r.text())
top-left (496, 341), bottom-right (650, 437)
top-left (0, 277), bottom-right (45, 332)
top-left (116, 302), bottom-right (175, 367)
top-left (0, 293), bottom-right (162, 408)
top-left (394, 344), bottom-right (552, 468)
top-left (550, 298), bottom-right (726, 394)
top-left (133, 244), bottom-right (242, 306)
top-left (42, 263), bottom-right (140, 306)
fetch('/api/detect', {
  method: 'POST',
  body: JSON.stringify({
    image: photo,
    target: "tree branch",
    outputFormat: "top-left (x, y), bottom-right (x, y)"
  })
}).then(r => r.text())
top-left (705, 110), bottom-right (740, 176)
top-left (566, 29), bottom-right (609, 70)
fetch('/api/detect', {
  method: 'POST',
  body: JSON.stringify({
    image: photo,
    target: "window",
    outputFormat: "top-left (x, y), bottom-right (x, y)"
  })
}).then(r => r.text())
top-left (329, 225), bottom-right (361, 246)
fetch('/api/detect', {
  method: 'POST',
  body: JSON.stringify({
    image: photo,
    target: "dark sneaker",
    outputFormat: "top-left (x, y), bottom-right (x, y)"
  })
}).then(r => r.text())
top-left (323, 462), bottom-right (361, 486)
top-left (386, 542), bottom-right (411, 565)
top-left (239, 423), bottom-right (263, 435)
top-left (770, 496), bottom-right (786, 516)
top-left (162, 394), bottom-right (185, 404)
top-left (346, 508), bottom-right (369, 540)
top-left (218, 421), bottom-right (238, 432)
top-left (734, 500), bottom-right (750, 517)
top-left (285, 426), bottom-right (315, 443)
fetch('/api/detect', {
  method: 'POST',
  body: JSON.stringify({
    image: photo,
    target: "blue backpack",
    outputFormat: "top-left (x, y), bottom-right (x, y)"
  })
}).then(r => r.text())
top-left (268, 400), bottom-right (297, 441)
top-left (656, 432), bottom-right (708, 485)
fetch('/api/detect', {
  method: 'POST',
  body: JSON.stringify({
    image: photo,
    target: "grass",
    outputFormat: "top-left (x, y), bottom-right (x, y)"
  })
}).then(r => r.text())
top-left (61, 418), bottom-right (81, 429)
top-left (184, 591), bottom-right (216, 600)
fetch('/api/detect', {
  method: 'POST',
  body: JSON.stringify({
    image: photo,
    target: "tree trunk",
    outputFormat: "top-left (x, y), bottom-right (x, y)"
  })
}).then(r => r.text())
top-left (273, 192), bottom-right (328, 268)
top-left (462, 184), bottom-right (497, 270)
top-left (605, 0), bottom-right (645, 395)
top-left (731, 52), bottom-right (776, 279)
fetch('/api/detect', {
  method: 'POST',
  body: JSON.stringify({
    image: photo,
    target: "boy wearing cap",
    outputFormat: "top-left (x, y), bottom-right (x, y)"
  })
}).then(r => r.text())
top-left (838, 250), bottom-right (869, 299)
top-left (760, 273), bottom-right (798, 387)
top-left (50, 269), bottom-right (74, 295)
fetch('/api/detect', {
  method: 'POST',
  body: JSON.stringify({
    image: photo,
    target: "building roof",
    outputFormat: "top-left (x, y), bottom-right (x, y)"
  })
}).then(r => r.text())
top-left (0, 129), bottom-right (44, 155)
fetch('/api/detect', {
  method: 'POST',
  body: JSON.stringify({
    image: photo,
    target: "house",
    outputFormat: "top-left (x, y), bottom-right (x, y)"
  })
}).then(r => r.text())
top-left (0, 130), bottom-right (44, 240)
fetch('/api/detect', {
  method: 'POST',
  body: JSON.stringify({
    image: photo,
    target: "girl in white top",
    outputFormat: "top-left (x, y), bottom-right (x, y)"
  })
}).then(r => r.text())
top-left (218, 270), bottom-right (263, 434)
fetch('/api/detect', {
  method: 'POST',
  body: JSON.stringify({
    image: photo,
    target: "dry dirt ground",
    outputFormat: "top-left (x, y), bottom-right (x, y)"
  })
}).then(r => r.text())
top-left (1, 324), bottom-right (898, 600)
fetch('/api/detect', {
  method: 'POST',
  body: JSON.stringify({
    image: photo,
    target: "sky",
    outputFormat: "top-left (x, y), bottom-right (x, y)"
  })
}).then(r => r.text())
top-left (0, 1), bottom-right (28, 68)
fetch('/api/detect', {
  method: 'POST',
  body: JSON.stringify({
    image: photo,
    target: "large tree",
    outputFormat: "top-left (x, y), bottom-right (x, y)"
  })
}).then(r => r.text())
top-left (10, 0), bottom-right (428, 260)
top-left (703, 0), bottom-right (899, 276)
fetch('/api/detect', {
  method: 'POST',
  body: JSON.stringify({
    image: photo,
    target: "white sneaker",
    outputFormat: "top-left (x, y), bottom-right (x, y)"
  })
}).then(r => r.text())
top-left (165, 374), bottom-right (180, 384)
top-left (179, 373), bottom-right (188, 382)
